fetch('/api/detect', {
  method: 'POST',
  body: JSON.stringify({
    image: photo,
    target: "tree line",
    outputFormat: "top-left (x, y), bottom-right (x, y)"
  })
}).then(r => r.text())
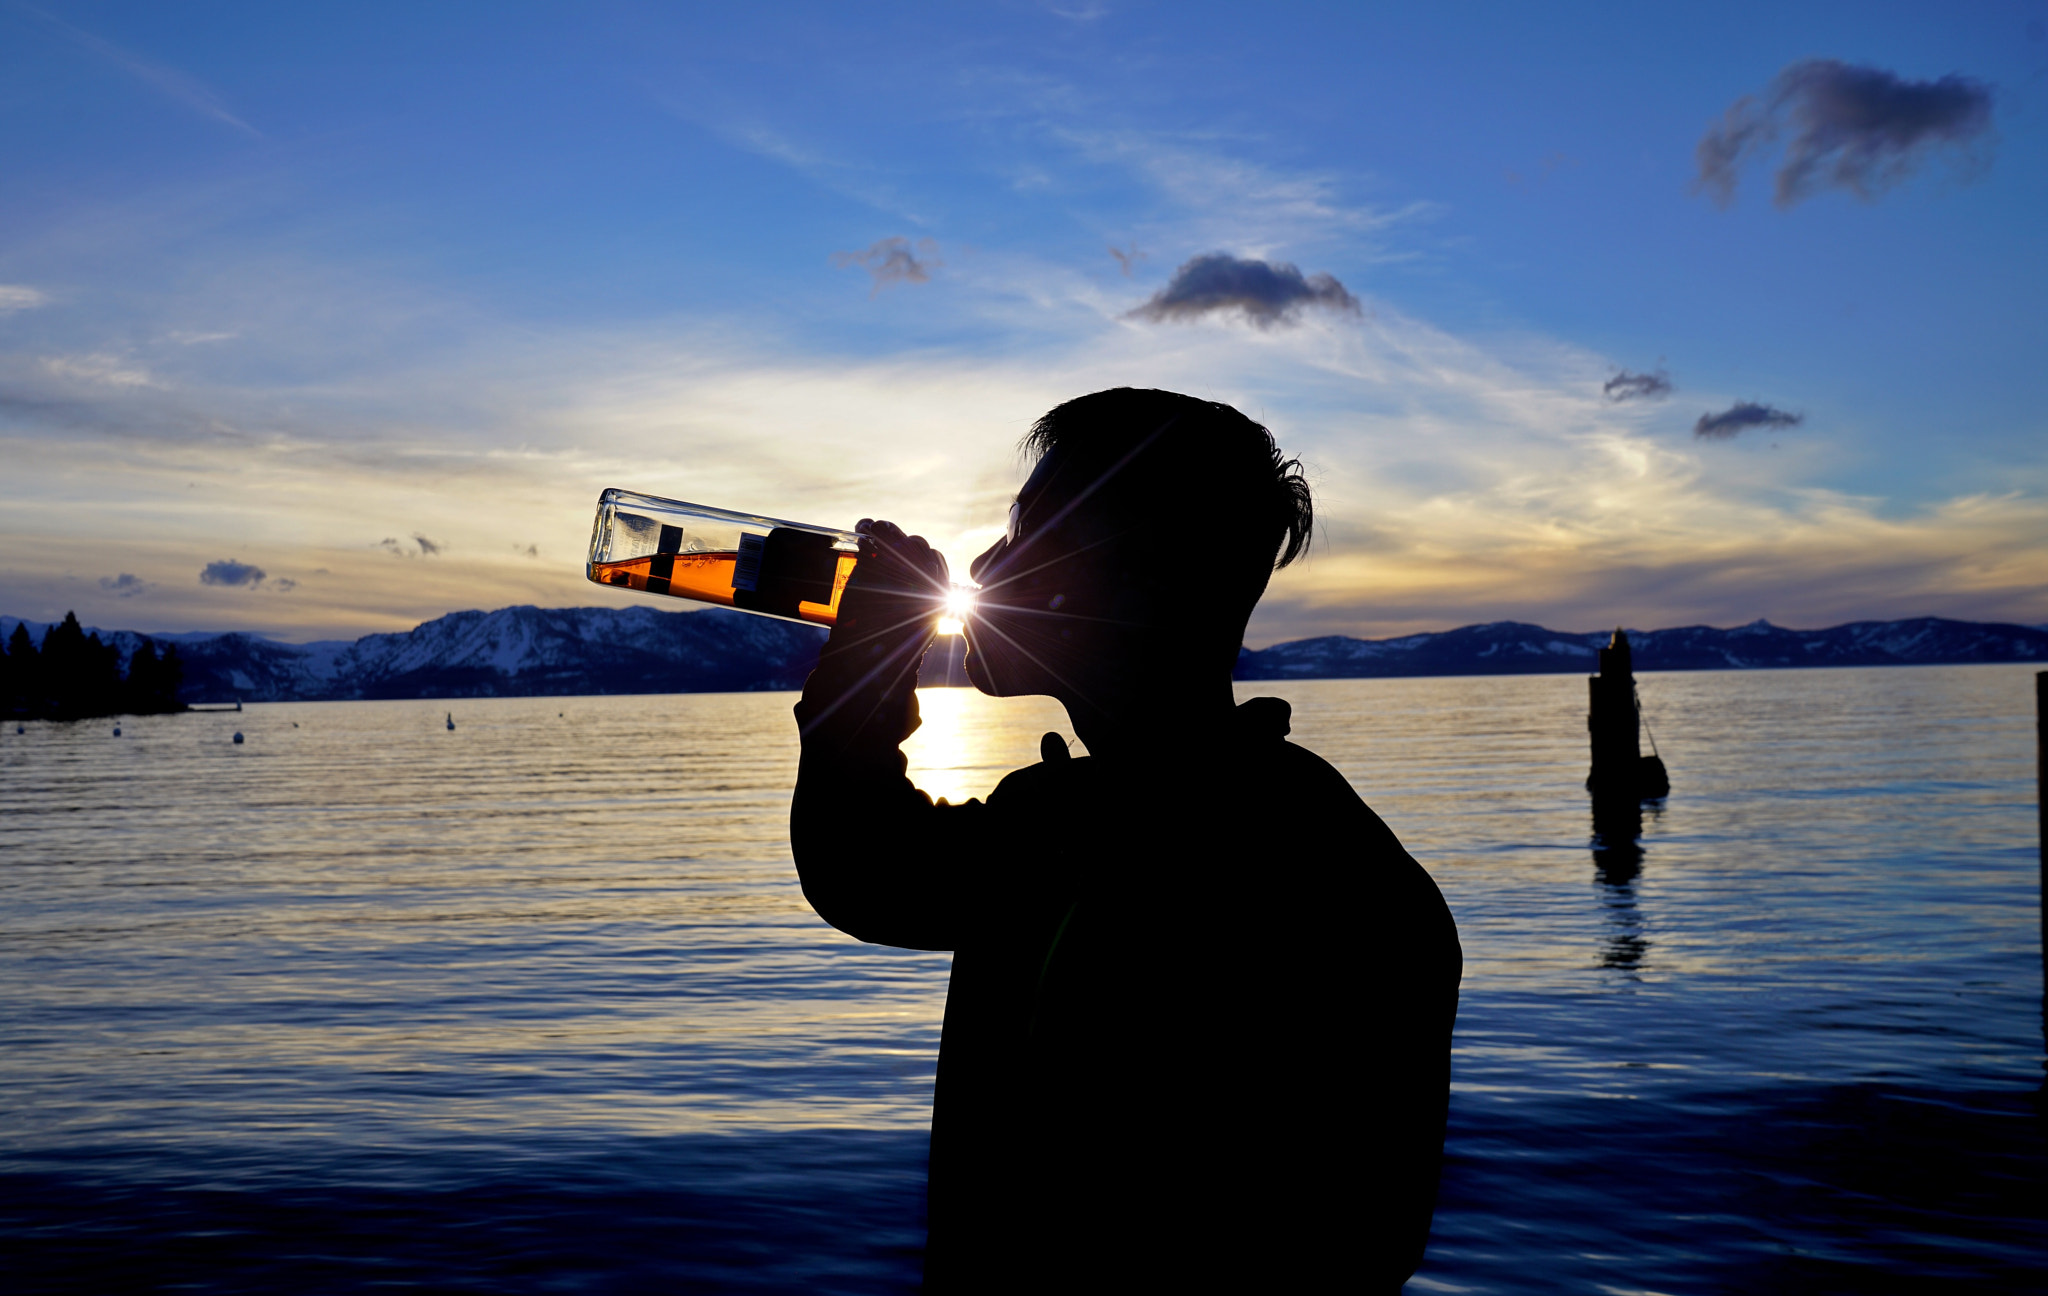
top-left (3, 613), bottom-right (185, 721)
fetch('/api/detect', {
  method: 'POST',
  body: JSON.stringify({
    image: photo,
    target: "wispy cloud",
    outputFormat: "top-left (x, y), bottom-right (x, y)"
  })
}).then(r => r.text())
top-left (1128, 253), bottom-right (1360, 329)
top-left (378, 535), bottom-right (444, 558)
top-left (1, 230), bottom-right (2038, 641)
top-left (200, 559), bottom-right (267, 588)
top-left (1604, 369), bottom-right (1672, 402)
top-left (1052, 125), bottom-right (1437, 258)
top-left (40, 353), bottom-right (159, 388)
top-left (651, 102), bottom-right (930, 223)
top-left (0, 285), bottom-right (49, 313)
top-left (1695, 60), bottom-right (1993, 208)
top-left (833, 237), bottom-right (942, 294)
top-left (18, 2), bottom-right (260, 137)
top-left (98, 573), bottom-right (152, 598)
top-left (1694, 401), bottom-right (1803, 439)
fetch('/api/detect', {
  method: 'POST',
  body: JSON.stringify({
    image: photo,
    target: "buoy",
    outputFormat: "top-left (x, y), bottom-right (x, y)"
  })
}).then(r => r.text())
top-left (113, 726), bottom-right (122, 736)
top-left (233, 732), bottom-right (245, 744)
top-left (14, 723), bottom-right (22, 735)
top-left (446, 712), bottom-right (455, 731)
top-left (292, 721), bottom-right (299, 728)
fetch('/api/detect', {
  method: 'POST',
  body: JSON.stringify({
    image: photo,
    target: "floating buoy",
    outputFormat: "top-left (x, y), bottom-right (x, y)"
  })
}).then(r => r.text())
top-left (14, 723), bottom-right (22, 735)
top-left (292, 721), bottom-right (299, 728)
top-left (113, 726), bottom-right (122, 736)
top-left (446, 712), bottom-right (455, 731)
top-left (232, 732), bottom-right (245, 744)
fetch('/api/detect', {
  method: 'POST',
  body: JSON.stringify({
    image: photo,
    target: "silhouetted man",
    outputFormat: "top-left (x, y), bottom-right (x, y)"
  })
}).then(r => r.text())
top-left (792, 388), bottom-right (1461, 1292)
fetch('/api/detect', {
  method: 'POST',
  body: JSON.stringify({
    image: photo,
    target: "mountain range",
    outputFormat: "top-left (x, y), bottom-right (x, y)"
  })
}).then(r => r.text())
top-left (4, 606), bottom-right (2044, 703)
top-left (1232, 617), bottom-right (2048, 679)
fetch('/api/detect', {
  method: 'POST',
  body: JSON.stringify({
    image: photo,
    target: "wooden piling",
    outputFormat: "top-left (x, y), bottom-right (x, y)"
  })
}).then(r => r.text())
top-left (1587, 629), bottom-right (1667, 799)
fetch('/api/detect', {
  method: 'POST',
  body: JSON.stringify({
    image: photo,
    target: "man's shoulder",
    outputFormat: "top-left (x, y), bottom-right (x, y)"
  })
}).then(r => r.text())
top-left (1268, 739), bottom-right (1393, 830)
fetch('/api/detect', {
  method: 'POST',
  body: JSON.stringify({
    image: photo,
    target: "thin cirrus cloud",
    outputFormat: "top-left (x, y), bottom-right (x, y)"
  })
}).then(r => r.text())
top-left (1604, 369), bottom-right (1673, 402)
top-left (832, 237), bottom-right (941, 294)
top-left (1694, 59), bottom-right (1994, 208)
top-left (1694, 401), bottom-right (1803, 440)
top-left (18, 2), bottom-right (260, 137)
top-left (0, 285), bottom-right (49, 313)
top-left (199, 559), bottom-right (266, 588)
top-left (1127, 253), bottom-right (1361, 329)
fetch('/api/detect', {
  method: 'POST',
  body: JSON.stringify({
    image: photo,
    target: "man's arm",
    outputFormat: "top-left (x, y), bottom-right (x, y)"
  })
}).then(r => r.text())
top-left (790, 521), bottom-right (983, 951)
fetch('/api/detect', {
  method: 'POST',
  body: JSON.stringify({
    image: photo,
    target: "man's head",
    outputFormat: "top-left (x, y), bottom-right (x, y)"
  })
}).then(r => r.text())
top-left (965, 388), bottom-right (1311, 701)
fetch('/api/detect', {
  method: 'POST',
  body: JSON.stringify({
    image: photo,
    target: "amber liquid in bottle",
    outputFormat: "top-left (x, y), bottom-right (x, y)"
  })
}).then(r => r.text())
top-left (590, 550), bottom-right (858, 627)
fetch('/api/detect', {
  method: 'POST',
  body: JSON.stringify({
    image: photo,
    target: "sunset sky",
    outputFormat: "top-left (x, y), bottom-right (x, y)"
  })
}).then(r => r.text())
top-left (3, 1), bottom-right (2044, 645)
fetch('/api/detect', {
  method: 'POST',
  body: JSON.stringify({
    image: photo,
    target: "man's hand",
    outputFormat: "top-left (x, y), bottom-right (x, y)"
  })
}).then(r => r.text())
top-left (796, 519), bottom-right (949, 748)
top-left (838, 518), bottom-right (950, 645)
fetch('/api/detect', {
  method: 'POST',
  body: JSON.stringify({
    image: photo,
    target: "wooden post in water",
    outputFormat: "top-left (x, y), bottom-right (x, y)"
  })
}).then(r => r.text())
top-left (1586, 631), bottom-right (1636, 796)
top-left (1586, 629), bottom-right (1667, 799)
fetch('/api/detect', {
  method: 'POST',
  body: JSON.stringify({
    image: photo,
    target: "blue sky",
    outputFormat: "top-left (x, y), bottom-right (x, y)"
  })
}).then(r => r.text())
top-left (3, 0), bottom-right (2044, 643)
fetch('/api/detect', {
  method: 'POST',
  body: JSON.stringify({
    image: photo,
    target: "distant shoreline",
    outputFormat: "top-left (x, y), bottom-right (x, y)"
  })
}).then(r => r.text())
top-left (4, 606), bottom-right (2043, 705)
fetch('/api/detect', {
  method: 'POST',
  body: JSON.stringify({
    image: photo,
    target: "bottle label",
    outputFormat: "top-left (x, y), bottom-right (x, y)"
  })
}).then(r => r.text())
top-left (732, 532), bottom-right (766, 592)
top-left (732, 528), bottom-right (840, 617)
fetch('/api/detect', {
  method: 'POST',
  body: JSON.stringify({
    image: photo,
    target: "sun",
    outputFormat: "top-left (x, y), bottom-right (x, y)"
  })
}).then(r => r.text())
top-left (936, 585), bottom-right (976, 637)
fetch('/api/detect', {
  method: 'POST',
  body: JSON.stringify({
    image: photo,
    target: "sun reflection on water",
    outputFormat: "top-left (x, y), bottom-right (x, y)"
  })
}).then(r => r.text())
top-left (901, 686), bottom-right (1073, 806)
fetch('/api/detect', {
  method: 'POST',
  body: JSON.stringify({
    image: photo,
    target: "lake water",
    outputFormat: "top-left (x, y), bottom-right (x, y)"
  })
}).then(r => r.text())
top-left (2, 666), bottom-right (2044, 1293)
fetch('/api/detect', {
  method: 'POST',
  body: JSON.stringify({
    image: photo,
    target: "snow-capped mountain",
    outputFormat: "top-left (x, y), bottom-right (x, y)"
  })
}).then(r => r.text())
top-left (1233, 617), bottom-right (2048, 679)
top-left (3, 605), bottom-right (826, 702)
top-left (7, 608), bottom-right (2043, 703)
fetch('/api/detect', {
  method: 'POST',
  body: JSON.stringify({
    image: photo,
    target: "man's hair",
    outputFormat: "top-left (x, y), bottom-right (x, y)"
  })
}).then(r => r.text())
top-left (1020, 388), bottom-right (1312, 628)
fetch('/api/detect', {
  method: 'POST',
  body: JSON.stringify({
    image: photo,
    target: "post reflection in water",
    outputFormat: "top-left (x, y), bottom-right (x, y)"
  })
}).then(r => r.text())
top-left (1590, 796), bottom-right (1657, 974)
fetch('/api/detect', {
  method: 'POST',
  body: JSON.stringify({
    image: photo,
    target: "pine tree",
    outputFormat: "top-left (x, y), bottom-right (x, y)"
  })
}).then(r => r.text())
top-left (153, 642), bottom-right (185, 712)
top-left (39, 613), bottom-right (123, 718)
top-left (122, 639), bottom-right (185, 715)
top-left (5, 622), bottom-right (35, 715)
top-left (123, 639), bottom-right (158, 714)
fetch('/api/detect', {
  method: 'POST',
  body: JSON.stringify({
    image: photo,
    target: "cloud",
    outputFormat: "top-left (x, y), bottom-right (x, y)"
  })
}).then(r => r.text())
top-left (18, 2), bottom-right (260, 137)
top-left (200, 559), bottom-right (266, 587)
top-left (1127, 253), bottom-right (1361, 329)
top-left (1694, 401), bottom-right (1803, 439)
top-left (832, 237), bottom-right (942, 294)
top-left (413, 533), bottom-right (443, 556)
top-left (515, 543), bottom-right (539, 558)
top-left (378, 535), bottom-right (442, 558)
top-left (1604, 369), bottom-right (1673, 402)
top-left (41, 353), bottom-right (159, 388)
top-left (0, 285), bottom-right (49, 313)
top-left (1695, 60), bottom-right (1994, 208)
top-left (2, 226), bottom-right (2039, 643)
top-left (98, 573), bottom-right (152, 597)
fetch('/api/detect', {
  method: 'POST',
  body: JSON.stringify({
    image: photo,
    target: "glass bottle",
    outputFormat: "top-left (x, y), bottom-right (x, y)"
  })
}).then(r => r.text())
top-left (586, 488), bottom-right (864, 626)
